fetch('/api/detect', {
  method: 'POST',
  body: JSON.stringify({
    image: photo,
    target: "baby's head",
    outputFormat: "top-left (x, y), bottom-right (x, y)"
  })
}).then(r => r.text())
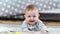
top-left (24, 4), bottom-right (40, 25)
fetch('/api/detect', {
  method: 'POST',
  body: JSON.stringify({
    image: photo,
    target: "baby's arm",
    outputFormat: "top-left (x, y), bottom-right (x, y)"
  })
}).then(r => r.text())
top-left (22, 28), bottom-right (35, 34)
top-left (41, 24), bottom-right (48, 34)
top-left (22, 20), bottom-right (35, 34)
top-left (39, 20), bottom-right (48, 34)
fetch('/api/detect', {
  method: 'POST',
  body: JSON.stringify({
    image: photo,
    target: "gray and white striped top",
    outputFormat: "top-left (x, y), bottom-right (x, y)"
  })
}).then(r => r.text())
top-left (22, 19), bottom-right (47, 32)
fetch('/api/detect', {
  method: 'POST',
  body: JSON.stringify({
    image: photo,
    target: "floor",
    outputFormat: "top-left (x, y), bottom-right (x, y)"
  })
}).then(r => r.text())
top-left (0, 24), bottom-right (60, 34)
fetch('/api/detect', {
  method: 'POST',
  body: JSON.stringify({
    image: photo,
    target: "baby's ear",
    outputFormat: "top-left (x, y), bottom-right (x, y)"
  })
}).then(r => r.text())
top-left (38, 13), bottom-right (40, 17)
top-left (24, 15), bottom-right (25, 17)
top-left (38, 14), bottom-right (40, 18)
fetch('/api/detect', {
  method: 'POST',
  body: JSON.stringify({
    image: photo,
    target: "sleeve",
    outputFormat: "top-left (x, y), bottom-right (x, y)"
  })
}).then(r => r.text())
top-left (22, 20), bottom-right (28, 32)
top-left (38, 20), bottom-right (48, 32)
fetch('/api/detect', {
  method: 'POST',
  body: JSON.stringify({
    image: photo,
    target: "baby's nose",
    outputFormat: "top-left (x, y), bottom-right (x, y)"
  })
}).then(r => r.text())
top-left (30, 17), bottom-right (34, 20)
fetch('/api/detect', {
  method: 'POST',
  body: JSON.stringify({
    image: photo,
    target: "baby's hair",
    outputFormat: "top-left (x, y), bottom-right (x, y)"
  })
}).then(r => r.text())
top-left (24, 4), bottom-right (39, 14)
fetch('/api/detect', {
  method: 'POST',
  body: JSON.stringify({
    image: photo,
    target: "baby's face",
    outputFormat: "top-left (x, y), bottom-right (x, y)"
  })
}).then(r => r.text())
top-left (24, 10), bottom-right (39, 25)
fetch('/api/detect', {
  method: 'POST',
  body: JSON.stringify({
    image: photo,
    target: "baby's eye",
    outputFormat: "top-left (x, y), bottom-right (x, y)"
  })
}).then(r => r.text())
top-left (28, 16), bottom-right (30, 17)
top-left (33, 16), bottom-right (36, 17)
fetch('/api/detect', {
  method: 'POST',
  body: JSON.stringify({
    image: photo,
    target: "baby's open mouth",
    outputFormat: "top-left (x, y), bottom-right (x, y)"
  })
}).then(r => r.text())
top-left (29, 21), bottom-right (34, 22)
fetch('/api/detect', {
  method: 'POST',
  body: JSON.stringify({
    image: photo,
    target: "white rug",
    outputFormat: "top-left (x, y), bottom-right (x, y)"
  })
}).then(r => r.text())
top-left (0, 24), bottom-right (60, 34)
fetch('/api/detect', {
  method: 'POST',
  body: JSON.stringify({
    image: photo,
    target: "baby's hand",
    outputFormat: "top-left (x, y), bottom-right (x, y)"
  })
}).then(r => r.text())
top-left (42, 30), bottom-right (48, 34)
top-left (26, 30), bottom-right (35, 34)
top-left (28, 32), bottom-right (35, 34)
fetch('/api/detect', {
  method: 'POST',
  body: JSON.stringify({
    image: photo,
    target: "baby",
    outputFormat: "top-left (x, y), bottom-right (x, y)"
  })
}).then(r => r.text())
top-left (22, 4), bottom-right (48, 34)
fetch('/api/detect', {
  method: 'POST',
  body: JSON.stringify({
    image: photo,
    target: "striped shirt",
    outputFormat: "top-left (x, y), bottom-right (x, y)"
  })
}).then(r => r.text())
top-left (22, 19), bottom-right (47, 32)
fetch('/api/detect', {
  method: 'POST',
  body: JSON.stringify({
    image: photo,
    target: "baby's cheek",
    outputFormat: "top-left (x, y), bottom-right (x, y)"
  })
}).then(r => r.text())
top-left (26, 18), bottom-right (29, 21)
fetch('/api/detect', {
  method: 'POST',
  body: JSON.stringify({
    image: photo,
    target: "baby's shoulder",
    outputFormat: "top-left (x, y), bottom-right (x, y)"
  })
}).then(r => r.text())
top-left (38, 19), bottom-right (43, 23)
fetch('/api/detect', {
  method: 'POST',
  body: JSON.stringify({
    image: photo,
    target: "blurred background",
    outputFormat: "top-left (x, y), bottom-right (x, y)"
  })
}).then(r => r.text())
top-left (0, 0), bottom-right (60, 34)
